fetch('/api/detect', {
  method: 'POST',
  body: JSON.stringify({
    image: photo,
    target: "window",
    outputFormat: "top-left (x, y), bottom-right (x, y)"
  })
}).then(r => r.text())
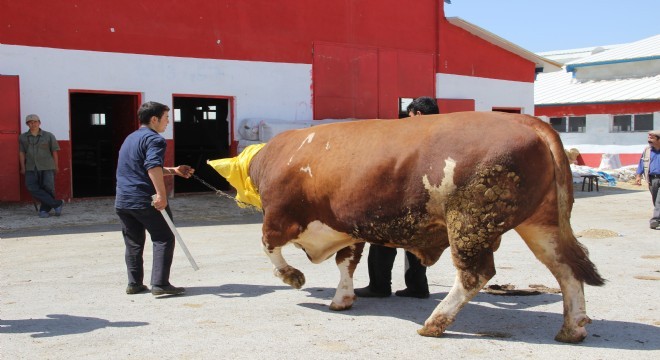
top-left (549, 116), bottom-right (585, 133)
top-left (613, 113), bottom-right (653, 132)
top-left (90, 113), bottom-right (106, 126)
top-left (399, 98), bottom-right (413, 118)
top-left (636, 114), bottom-right (654, 131)
top-left (196, 106), bottom-right (217, 121)
top-left (612, 115), bottom-right (631, 132)
top-left (174, 108), bottom-right (182, 123)
top-left (549, 117), bottom-right (566, 132)
top-left (568, 116), bottom-right (586, 132)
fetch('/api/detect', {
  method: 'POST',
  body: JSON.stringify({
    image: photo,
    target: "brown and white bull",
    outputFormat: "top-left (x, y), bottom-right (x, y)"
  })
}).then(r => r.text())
top-left (245, 111), bottom-right (605, 343)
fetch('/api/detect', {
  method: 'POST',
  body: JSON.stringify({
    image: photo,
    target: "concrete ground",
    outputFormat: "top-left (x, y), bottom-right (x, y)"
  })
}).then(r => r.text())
top-left (0, 187), bottom-right (658, 359)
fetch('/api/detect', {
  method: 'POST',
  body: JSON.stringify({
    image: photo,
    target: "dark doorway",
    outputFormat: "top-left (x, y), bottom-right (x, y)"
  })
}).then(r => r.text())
top-left (492, 107), bottom-right (522, 114)
top-left (173, 96), bottom-right (231, 193)
top-left (70, 92), bottom-right (138, 198)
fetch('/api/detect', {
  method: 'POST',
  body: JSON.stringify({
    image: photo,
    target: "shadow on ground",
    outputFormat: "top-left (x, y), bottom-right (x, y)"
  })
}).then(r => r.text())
top-left (0, 314), bottom-right (148, 338)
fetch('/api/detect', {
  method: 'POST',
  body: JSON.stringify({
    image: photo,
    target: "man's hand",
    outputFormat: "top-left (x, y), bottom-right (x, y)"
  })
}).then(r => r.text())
top-left (172, 165), bottom-right (195, 178)
top-left (152, 193), bottom-right (167, 211)
top-left (635, 176), bottom-right (642, 186)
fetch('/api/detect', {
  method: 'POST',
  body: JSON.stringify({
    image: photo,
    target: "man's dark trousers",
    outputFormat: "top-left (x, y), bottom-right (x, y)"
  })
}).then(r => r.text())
top-left (116, 206), bottom-right (175, 286)
top-left (367, 245), bottom-right (428, 293)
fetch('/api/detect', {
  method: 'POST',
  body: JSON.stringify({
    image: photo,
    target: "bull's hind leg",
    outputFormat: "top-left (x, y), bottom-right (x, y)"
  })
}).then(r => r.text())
top-left (418, 249), bottom-right (496, 337)
top-left (515, 224), bottom-right (592, 343)
top-left (329, 243), bottom-right (365, 311)
top-left (263, 245), bottom-right (306, 289)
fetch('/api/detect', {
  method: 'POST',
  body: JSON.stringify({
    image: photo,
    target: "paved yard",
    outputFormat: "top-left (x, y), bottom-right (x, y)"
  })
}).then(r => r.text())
top-left (0, 188), bottom-right (658, 359)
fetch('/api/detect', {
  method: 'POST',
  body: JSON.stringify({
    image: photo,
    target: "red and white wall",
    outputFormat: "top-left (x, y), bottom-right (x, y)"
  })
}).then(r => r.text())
top-left (1, 0), bottom-right (541, 201)
top-left (536, 103), bottom-right (660, 167)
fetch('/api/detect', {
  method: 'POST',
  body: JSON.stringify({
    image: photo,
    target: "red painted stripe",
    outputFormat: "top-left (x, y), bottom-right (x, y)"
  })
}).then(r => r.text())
top-left (578, 153), bottom-right (641, 168)
top-left (535, 101), bottom-right (660, 117)
top-left (2, 0), bottom-right (439, 64)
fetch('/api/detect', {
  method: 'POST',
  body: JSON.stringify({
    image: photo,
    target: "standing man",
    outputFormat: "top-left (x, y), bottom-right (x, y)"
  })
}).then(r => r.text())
top-left (355, 96), bottom-right (439, 299)
top-left (18, 114), bottom-right (65, 218)
top-left (635, 130), bottom-right (660, 229)
top-left (115, 101), bottom-right (195, 296)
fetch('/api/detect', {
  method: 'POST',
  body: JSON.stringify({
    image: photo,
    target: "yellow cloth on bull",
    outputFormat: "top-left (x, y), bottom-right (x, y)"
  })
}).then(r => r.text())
top-left (207, 143), bottom-right (266, 210)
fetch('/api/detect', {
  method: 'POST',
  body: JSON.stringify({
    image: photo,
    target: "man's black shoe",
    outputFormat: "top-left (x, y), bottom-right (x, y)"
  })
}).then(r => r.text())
top-left (395, 288), bottom-right (430, 299)
top-left (650, 220), bottom-right (659, 229)
top-left (126, 283), bottom-right (149, 295)
top-left (354, 286), bottom-right (391, 298)
top-left (151, 284), bottom-right (185, 296)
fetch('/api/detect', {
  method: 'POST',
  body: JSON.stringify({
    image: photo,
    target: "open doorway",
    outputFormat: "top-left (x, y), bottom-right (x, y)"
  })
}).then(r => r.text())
top-left (70, 92), bottom-right (139, 198)
top-left (173, 96), bottom-right (232, 193)
top-left (492, 107), bottom-right (522, 114)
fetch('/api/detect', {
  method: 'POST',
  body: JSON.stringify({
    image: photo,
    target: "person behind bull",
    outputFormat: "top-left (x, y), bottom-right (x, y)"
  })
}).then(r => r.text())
top-left (355, 96), bottom-right (439, 299)
top-left (18, 114), bottom-right (65, 218)
top-left (115, 101), bottom-right (195, 296)
top-left (635, 129), bottom-right (660, 229)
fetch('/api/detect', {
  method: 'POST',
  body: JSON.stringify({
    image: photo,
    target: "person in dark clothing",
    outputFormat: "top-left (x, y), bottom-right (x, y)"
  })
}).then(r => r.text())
top-left (355, 96), bottom-right (439, 299)
top-left (635, 130), bottom-right (660, 229)
top-left (115, 101), bottom-right (195, 296)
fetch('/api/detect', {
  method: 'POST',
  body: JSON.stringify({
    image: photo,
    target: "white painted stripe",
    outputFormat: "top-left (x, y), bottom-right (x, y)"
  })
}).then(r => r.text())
top-left (436, 73), bottom-right (535, 115)
top-left (1, 45), bottom-right (313, 141)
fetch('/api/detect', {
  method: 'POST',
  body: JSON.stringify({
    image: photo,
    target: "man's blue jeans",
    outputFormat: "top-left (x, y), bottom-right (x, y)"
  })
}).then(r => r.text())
top-left (25, 170), bottom-right (61, 212)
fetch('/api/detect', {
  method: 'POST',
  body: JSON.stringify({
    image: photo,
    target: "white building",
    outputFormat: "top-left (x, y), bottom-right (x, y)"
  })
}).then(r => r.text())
top-left (535, 34), bottom-right (660, 167)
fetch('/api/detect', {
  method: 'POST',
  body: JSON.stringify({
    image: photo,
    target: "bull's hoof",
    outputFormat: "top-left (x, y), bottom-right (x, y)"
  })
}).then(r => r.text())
top-left (329, 295), bottom-right (356, 311)
top-left (554, 316), bottom-right (591, 343)
top-left (275, 266), bottom-right (306, 289)
top-left (554, 328), bottom-right (587, 343)
top-left (329, 302), bottom-right (353, 311)
top-left (417, 324), bottom-right (448, 338)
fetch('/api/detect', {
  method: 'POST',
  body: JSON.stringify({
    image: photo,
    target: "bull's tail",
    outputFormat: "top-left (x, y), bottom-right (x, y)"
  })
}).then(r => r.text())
top-left (532, 118), bottom-right (606, 287)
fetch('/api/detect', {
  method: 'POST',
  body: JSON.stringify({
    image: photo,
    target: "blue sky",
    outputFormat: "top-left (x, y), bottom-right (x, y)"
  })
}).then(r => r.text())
top-left (444, 0), bottom-right (659, 53)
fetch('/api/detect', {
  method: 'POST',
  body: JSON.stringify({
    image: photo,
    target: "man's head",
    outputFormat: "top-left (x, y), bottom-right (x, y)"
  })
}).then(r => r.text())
top-left (25, 114), bottom-right (41, 131)
top-left (648, 130), bottom-right (660, 149)
top-left (407, 97), bottom-right (439, 117)
top-left (138, 101), bottom-right (170, 133)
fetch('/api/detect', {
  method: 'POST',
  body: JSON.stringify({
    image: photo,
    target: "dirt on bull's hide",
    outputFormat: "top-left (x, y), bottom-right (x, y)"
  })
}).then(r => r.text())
top-left (446, 165), bottom-right (520, 259)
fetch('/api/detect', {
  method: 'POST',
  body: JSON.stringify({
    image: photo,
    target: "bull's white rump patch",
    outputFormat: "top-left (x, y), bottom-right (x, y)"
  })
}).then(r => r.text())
top-left (424, 158), bottom-right (457, 195)
top-left (423, 157), bottom-right (457, 214)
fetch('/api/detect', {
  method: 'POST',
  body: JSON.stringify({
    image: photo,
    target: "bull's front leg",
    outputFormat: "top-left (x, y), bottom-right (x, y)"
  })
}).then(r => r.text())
top-left (418, 250), bottom-right (495, 337)
top-left (263, 245), bottom-right (306, 289)
top-left (329, 243), bottom-right (365, 311)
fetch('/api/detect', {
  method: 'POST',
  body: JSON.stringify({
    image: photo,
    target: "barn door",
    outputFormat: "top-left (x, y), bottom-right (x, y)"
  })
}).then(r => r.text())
top-left (313, 43), bottom-right (379, 119)
top-left (313, 43), bottom-right (434, 120)
top-left (0, 75), bottom-right (21, 201)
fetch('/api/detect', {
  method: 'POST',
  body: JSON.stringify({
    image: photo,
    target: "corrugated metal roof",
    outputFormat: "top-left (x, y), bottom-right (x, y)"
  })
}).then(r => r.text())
top-left (537, 44), bottom-right (622, 64)
top-left (535, 71), bottom-right (660, 105)
top-left (567, 34), bottom-right (660, 66)
top-left (445, 17), bottom-right (563, 73)
top-left (535, 34), bottom-right (660, 105)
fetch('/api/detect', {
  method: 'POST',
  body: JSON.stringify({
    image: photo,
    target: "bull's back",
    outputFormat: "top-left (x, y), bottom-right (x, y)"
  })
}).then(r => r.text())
top-left (250, 112), bottom-right (557, 239)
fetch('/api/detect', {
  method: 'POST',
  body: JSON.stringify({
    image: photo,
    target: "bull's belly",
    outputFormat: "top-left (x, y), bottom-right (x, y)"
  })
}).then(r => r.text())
top-left (292, 221), bottom-right (358, 263)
